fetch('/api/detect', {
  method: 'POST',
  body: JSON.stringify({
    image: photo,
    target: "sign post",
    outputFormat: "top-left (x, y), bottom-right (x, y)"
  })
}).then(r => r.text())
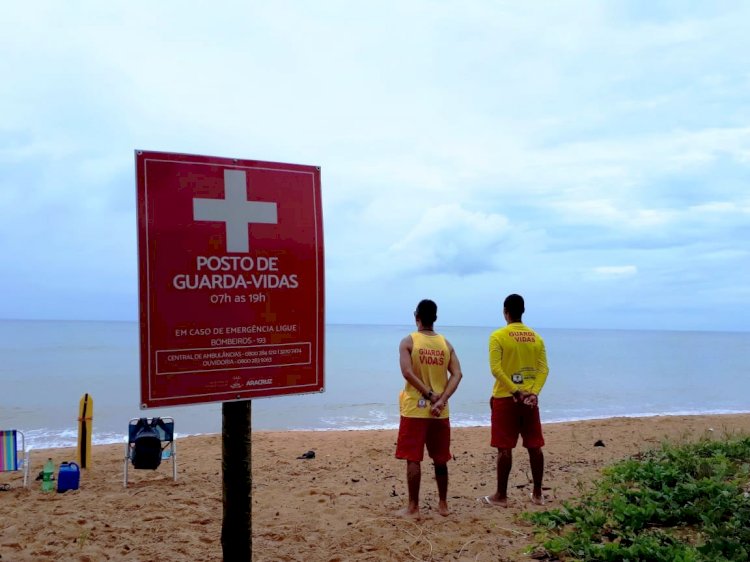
top-left (135, 150), bottom-right (324, 559)
top-left (222, 400), bottom-right (252, 560)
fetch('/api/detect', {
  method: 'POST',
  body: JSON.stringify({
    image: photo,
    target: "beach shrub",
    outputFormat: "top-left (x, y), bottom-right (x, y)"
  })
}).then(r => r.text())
top-left (525, 436), bottom-right (750, 561)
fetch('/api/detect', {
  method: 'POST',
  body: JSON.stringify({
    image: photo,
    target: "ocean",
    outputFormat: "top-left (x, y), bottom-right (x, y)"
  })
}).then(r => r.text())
top-left (1, 320), bottom-right (748, 451)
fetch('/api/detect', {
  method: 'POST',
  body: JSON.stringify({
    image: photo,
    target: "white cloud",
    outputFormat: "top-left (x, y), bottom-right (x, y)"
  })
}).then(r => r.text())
top-left (591, 266), bottom-right (638, 279)
top-left (690, 200), bottom-right (750, 214)
top-left (385, 204), bottom-right (511, 276)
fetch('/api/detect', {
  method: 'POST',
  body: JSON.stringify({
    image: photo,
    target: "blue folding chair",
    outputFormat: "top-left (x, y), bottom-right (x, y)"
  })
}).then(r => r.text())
top-left (123, 417), bottom-right (177, 488)
top-left (1, 429), bottom-right (30, 488)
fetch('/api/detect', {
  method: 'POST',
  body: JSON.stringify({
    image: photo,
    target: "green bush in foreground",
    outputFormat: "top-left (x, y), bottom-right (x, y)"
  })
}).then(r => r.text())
top-left (525, 435), bottom-right (750, 561)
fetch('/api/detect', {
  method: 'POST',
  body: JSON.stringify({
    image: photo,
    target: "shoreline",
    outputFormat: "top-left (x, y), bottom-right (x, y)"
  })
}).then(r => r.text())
top-left (21, 409), bottom-right (750, 450)
top-left (2, 413), bottom-right (750, 561)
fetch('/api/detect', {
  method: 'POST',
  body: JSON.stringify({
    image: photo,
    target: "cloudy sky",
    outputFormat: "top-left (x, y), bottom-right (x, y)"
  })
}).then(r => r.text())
top-left (2, 1), bottom-right (748, 331)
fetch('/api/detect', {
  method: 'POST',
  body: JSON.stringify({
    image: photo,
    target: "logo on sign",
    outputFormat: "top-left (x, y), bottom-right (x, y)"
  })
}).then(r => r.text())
top-left (193, 169), bottom-right (278, 253)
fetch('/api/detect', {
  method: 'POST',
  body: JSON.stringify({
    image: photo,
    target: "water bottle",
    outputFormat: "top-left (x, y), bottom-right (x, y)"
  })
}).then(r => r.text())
top-left (42, 458), bottom-right (55, 492)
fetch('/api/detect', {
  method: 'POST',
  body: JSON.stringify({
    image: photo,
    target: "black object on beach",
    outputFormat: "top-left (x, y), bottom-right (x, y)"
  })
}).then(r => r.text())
top-left (131, 418), bottom-right (164, 469)
top-left (594, 440), bottom-right (605, 447)
top-left (297, 450), bottom-right (315, 459)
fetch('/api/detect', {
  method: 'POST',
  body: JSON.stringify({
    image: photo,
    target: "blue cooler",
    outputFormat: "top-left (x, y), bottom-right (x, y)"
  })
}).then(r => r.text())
top-left (57, 462), bottom-right (80, 493)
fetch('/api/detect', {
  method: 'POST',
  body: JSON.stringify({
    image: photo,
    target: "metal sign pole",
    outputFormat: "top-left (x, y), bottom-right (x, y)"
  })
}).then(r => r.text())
top-left (221, 400), bottom-right (252, 560)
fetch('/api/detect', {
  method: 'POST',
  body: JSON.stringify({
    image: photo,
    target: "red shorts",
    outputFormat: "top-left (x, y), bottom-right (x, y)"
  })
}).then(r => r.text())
top-left (395, 417), bottom-right (452, 464)
top-left (491, 397), bottom-right (545, 449)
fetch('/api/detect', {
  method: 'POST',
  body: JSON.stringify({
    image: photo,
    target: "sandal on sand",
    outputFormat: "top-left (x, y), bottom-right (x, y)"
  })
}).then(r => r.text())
top-left (529, 493), bottom-right (545, 506)
top-left (297, 450), bottom-right (315, 460)
top-left (477, 495), bottom-right (507, 507)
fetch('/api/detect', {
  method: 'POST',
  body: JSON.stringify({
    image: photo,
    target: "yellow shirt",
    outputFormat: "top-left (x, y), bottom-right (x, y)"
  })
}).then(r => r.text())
top-left (488, 323), bottom-right (548, 398)
top-left (399, 332), bottom-right (450, 419)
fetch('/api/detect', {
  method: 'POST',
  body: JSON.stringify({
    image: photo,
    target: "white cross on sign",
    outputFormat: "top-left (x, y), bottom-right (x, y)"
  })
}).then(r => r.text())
top-left (193, 169), bottom-right (278, 253)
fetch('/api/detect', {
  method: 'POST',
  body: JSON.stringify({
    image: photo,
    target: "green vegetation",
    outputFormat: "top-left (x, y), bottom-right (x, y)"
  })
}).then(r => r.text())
top-left (525, 436), bottom-right (750, 561)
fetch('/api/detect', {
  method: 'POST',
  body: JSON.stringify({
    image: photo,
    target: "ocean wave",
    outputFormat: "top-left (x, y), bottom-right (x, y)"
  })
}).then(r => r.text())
top-left (17, 409), bottom-right (750, 451)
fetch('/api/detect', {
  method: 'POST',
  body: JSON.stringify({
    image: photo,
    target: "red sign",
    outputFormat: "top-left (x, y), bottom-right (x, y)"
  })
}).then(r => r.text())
top-left (135, 150), bottom-right (324, 408)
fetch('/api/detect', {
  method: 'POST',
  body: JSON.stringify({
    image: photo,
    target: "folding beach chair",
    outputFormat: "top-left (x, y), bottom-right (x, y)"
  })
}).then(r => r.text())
top-left (0, 429), bottom-right (30, 488)
top-left (123, 417), bottom-right (177, 488)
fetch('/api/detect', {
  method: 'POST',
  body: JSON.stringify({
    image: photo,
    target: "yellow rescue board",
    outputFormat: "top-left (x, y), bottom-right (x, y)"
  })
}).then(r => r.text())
top-left (77, 393), bottom-right (94, 469)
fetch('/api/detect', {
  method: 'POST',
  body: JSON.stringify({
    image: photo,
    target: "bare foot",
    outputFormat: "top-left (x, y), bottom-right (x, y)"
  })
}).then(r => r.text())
top-left (437, 501), bottom-right (450, 517)
top-left (396, 507), bottom-right (421, 520)
top-left (478, 495), bottom-right (508, 508)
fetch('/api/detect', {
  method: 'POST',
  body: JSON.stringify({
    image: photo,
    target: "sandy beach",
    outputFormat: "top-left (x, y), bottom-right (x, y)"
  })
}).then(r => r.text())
top-left (2, 413), bottom-right (749, 561)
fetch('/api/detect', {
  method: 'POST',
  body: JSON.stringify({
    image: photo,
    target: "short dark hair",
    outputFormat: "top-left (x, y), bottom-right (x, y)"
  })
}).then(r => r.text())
top-left (415, 299), bottom-right (437, 327)
top-left (503, 294), bottom-right (525, 321)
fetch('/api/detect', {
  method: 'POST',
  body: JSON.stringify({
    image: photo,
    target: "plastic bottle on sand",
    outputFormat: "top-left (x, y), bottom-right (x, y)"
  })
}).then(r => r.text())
top-left (42, 458), bottom-right (55, 492)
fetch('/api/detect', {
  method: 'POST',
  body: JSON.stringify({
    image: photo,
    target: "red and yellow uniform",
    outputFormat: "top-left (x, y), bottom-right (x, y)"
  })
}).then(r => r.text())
top-left (489, 322), bottom-right (548, 449)
top-left (396, 331), bottom-right (453, 463)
